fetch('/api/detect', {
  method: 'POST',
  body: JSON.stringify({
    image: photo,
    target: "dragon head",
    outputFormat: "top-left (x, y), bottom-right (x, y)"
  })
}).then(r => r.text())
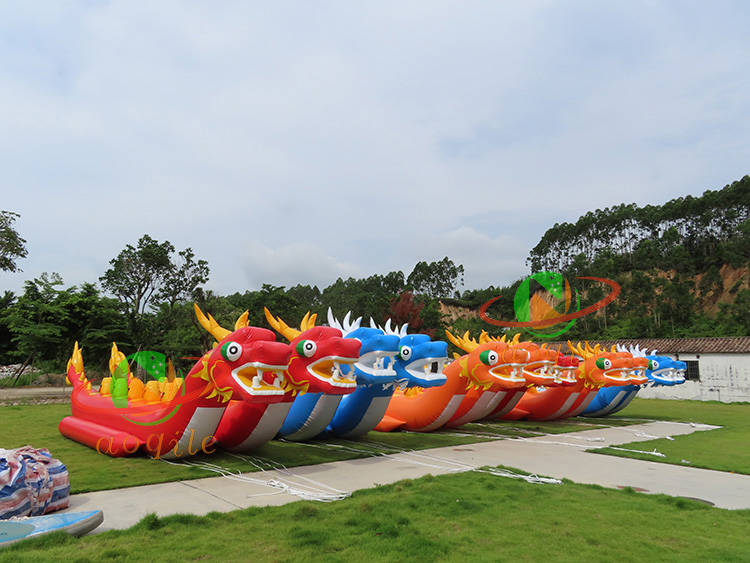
top-left (392, 333), bottom-right (448, 388)
top-left (265, 308), bottom-right (360, 395)
top-left (193, 306), bottom-right (292, 402)
top-left (568, 341), bottom-right (635, 389)
top-left (365, 318), bottom-right (448, 389)
top-left (446, 330), bottom-right (527, 390)
top-left (617, 345), bottom-right (687, 386)
top-left (327, 310), bottom-right (400, 385)
top-left (515, 342), bottom-right (561, 387)
top-left (646, 355), bottom-right (687, 386)
top-left (478, 333), bottom-right (562, 387)
top-left (202, 327), bottom-right (292, 402)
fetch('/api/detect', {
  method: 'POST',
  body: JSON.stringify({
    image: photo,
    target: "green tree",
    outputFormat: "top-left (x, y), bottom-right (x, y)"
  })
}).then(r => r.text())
top-left (0, 211), bottom-right (28, 273)
top-left (0, 291), bottom-right (16, 363)
top-left (100, 235), bottom-right (210, 346)
top-left (407, 257), bottom-right (464, 299)
top-left (6, 274), bottom-right (128, 372)
top-left (321, 272), bottom-right (405, 324)
top-left (7, 273), bottom-right (69, 368)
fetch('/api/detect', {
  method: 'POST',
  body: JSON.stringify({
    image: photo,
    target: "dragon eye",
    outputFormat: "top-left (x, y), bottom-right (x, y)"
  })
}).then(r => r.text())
top-left (398, 346), bottom-right (412, 361)
top-left (479, 350), bottom-right (499, 366)
top-left (596, 358), bottom-right (612, 370)
top-left (297, 340), bottom-right (317, 358)
top-left (649, 360), bottom-right (659, 370)
top-left (221, 342), bottom-right (242, 362)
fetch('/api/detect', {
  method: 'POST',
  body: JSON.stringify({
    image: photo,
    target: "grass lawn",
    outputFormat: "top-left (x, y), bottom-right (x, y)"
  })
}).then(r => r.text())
top-left (4, 469), bottom-right (750, 562)
top-left (590, 398), bottom-right (750, 475)
top-left (3, 398), bottom-right (750, 561)
top-left (0, 403), bottom-right (632, 493)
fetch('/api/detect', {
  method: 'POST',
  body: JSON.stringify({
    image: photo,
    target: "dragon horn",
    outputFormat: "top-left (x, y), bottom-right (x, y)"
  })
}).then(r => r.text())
top-left (445, 329), bottom-right (479, 353)
top-left (194, 304), bottom-right (231, 341)
top-left (512, 333), bottom-right (521, 345)
top-left (327, 308), bottom-right (343, 331)
top-left (567, 340), bottom-right (586, 358)
top-left (300, 312), bottom-right (317, 331)
top-left (610, 344), bottom-right (617, 353)
top-left (166, 358), bottom-right (176, 382)
top-left (234, 311), bottom-right (250, 330)
top-left (264, 307), bottom-right (301, 342)
top-left (478, 330), bottom-right (490, 344)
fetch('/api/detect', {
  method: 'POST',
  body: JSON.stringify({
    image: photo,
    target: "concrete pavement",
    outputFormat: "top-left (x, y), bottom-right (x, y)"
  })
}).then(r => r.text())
top-left (0, 386), bottom-right (71, 403)
top-left (65, 420), bottom-right (750, 534)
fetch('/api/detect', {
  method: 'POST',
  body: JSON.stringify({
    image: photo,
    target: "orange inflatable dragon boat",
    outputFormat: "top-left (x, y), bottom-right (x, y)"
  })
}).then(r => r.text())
top-left (440, 331), bottom-right (528, 428)
top-left (374, 331), bottom-right (524, 432)
top-left (480, 334), bottom-right (579, 420)
top-left (440, 332), bottom-right (581, 425)
top-left (501, 341), bottom-right (648, 421)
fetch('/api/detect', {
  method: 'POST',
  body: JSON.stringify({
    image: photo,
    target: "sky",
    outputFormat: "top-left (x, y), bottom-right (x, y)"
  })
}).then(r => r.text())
top-left (2, 1), bottom-right (749, 299)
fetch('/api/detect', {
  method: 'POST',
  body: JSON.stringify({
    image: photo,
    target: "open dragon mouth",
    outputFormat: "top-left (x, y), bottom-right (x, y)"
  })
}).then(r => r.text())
top-left (651, 367), bottom-right (685, 384)
top-left (490, 363), bottom-right (527, 385)
top-left (308, 356), bottom-right (357, 388)
top-left (628, 368), bottom-right (649, 385)
top-left (603, 367), bottom-right (631, 384)
top-left (233, 362), bottom-right (287, 396)
top-left (405, 356), bottom-right (447, 383)
top-left (523, 361), bottom-right (557, 384)
top-left (356, 350), bottom-right (397, 378)
top-left (550, 366), bottom-right (578, 386)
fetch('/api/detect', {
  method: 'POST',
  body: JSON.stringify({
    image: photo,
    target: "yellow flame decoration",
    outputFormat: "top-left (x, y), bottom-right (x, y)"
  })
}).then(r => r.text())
top-left (66, 341), bottom-right (86, 385)
top-left (192, 356), bottom-right (233, 403)
top-left (445, 330), bottom-right (480, 353)
top-left (109, 342), bottom-right (130, 379)
top-left (282, 374), bottom-right (309, 397)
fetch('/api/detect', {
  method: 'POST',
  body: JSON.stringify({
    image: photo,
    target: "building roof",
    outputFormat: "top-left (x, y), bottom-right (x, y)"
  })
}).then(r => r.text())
top-left (545, 336), bottom-right (750, 355)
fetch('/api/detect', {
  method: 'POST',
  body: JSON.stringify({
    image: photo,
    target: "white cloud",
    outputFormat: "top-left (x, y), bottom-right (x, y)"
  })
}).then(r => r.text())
top-left (1, 2), bottom-right (749, 298)
top-left (414, 226), bottom-right (530, 291)
top-left (236, 241), bottom-right (363, 292)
